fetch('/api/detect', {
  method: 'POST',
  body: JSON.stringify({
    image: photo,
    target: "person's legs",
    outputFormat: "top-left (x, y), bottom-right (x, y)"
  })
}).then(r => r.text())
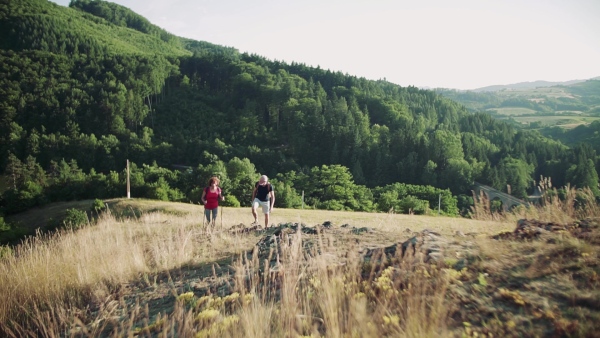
top-left (204, 208), bottom-right (211, 224)
top-left (261, 201), bottom-right (270, 227)
top-left (251, 199), bottom-right (259, 224)
top-left (211, 207), bottom-right (218, 225)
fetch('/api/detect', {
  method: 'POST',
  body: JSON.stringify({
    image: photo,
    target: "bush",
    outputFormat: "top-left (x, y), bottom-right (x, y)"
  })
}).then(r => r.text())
top-left (0, 245), bottom-right (13, 259)
top-left (221, 195), bottom-right (240, 207)
top-left (398, 196), bottom-right (430, 215)
top-left (63, 208), bottom-right (89, 230)
top-left (45, 217), bottom-right (62, 232)
top-left (187, 186), bottom-right (204, 204)
top-left (91, 199), bottom-right (105, 213)
top-left (0, 218), bottom-right (29, 245)
top-left (0, 217), bottom-right (9, 232)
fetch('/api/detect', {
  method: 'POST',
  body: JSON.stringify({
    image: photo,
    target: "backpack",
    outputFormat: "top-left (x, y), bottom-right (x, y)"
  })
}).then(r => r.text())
top-left (255, 182), bottom-right (273, 191)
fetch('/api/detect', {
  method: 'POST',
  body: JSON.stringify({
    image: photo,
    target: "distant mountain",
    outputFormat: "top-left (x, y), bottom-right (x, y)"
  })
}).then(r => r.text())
top-left (435, 78), bottom-right (600, 134)
top-left (471, 77), bottom-right (600, 92)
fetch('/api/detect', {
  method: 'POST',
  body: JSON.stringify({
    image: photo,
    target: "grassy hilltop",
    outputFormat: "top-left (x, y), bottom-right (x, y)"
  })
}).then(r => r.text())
top-left (1, 193), bottom-right (600, 337)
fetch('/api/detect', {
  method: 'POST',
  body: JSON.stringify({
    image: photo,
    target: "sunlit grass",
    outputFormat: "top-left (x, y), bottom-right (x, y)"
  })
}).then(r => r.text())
top-left (1, 189), bottom-right (598, 336)
top-left (0, 209), bottom-right (256, 335)
top-left (471, 183), bottom-right (600, 224)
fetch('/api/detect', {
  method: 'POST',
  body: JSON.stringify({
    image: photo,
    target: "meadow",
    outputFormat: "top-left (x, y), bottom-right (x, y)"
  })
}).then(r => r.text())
top-left (492, 87), bottom-right (576, 99)
top-left (487, 108), bottom-right (600, 129)
top-left (0, 188), bottom-right (599, 337)
top-left (512, 116), bottom-right (600, 129)
top-left (487, 107), bottom-right (537, 116)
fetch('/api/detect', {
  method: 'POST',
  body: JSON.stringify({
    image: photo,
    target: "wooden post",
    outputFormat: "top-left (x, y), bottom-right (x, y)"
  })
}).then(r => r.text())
top-left (127, 159), bottom-right (130, 199)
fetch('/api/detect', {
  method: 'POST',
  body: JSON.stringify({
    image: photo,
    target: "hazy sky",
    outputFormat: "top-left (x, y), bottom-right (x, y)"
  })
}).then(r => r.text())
top-left (49, 0), bottom-right (600, 90)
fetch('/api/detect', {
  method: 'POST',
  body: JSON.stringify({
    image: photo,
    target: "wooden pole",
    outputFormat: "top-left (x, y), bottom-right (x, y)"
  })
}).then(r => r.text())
top-left (127, 159), bottom-right (130, 199)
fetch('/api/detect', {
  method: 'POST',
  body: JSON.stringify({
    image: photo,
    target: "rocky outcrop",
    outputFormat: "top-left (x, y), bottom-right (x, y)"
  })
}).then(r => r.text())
top-left (493, 218), bottom-right (599, 242)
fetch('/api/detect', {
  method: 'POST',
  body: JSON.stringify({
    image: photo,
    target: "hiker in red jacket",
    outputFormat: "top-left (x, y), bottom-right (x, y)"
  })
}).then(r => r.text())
top-left (201, 176), bottom-right (224, 226)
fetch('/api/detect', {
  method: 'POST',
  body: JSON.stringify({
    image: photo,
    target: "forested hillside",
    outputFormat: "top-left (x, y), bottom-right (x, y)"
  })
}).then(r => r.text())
top-left (1, 0), bottom-right (599, 226)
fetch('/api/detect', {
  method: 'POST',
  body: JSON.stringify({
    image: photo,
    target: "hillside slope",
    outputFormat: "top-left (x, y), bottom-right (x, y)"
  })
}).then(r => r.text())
top-left (0, 0), bottom-right (190, 56)
top-left (1, 199), bottom-right (599, 337)
top-left (471, 78), bottom-right (595, 92)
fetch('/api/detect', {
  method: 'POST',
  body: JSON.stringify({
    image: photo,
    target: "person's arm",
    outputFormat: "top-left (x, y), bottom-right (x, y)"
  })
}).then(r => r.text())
top-left (219, 188), bottom-right (224, 201)
top-left (269, 187), bottom-right (275, 210)
top-left (251, 184), bottom-right (257, 201)
top-left (201, 189), bottom-right (207, 205)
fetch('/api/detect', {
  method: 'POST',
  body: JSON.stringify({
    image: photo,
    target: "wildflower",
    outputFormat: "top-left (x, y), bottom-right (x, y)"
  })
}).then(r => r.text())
top-left (222, 315), bottom-right (240, 328)
top-left (383, 315), bottom-right (400, 326)
top-left (196, 309), bottom-right (220, 322)
top-left (223, 292), bottom-right (240, 302)
top-left (176, 292), bottom-right (195, 305)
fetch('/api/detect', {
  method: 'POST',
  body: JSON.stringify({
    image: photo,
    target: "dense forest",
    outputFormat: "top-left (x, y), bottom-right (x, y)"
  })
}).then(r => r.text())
top-left (1, 0), bottom-right (599, 235)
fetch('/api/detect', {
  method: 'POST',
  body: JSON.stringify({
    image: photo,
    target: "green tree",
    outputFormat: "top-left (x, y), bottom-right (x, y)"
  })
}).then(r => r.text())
top-left (566, 159), bottom-right (600, 196)
top-left (497, 157), bottom-right (534, 199)
top-left (225, 157), bottom-right (258, 203)
top-left (303, 165), bottom-right (358, 210)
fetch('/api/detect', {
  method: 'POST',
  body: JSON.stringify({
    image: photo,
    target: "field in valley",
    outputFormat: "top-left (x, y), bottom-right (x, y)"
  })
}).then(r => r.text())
top-left (511, 115), bottom-right (600, 128)
top-left (493, 87), bottom-right (576, 99)
top-left (1, 196), bottom-right (599, 337)
top-left (487, 108), bottom-right (600, 129)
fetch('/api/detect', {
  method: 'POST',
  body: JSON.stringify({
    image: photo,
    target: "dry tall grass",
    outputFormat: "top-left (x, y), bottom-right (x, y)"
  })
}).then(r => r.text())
top-left (0, 197), bottom-right (559, 337)
top-left (0, 209), bottom-right (257, 336)
top-left (471, 182), bottom-right (600, 224)
top-left (0, 203), bottom-right (464, 337)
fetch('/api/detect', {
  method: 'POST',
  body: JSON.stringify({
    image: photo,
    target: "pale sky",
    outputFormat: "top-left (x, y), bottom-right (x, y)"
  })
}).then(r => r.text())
top-left (49, 0), bottom-right (600, 90)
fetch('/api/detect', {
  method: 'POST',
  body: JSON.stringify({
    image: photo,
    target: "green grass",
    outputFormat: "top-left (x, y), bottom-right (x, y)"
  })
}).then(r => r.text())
top-left (495, 87), bottom-right (576, 99)
top-left (511, 116), bottom-right (600, 128)
top-left (488, 107), bottom-right (537, 116)
top-left (3, 198), bottom-right (193, 234)
top-left (5, 200), bottom-right (95, 232)
top-left (556, 110), bottom-right (585, 115)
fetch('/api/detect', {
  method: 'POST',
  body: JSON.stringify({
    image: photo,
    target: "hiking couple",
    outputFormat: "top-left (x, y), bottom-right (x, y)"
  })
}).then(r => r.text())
top-left (201, 175), bottom-right (275, 228)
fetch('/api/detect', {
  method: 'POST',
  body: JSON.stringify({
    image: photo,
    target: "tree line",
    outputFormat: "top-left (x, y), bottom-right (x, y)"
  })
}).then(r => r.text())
top-left (1, 0), bottom-right (599, 224)
top-left (1, 153), bottom-right (458, 225)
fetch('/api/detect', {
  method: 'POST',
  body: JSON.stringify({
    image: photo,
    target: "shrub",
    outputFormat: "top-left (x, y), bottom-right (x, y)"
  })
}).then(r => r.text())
top-left (398, 196), bottom-right (430, 215)
top-left (91, 199), bottom-right (105, 213)
top-left (0, 219), bottom-right (29, 245)
top-left (222, 195), bottom-right (240, 207)
top-left (62, 208), bottom-right (89, 230)
top-left (0, 245), bottom-right (13, 259)
top-left (45, 217), bottom-right (62, 232)
top-left (0, 217), bottom-right (9, 232)
top-left (187, 186), bottom-right (204, 204)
